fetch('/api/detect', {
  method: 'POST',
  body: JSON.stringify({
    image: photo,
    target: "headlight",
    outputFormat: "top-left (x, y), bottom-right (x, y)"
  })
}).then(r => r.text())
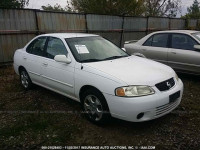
top-left (175, 73), bottom-right (179, 81)
top-left (115, 86), bottom-right (155, 97)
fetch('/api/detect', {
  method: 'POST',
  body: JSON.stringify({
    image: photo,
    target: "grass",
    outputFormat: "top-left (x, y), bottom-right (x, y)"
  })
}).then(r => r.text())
top-left (0, 113), bottom-right (80, 148)
top-left (0, 65), bottom-right (200, 149)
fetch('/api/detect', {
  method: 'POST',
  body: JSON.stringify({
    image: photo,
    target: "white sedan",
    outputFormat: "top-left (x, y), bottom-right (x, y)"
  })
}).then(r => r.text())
top-left (14, 33), bottom-right (184, 124)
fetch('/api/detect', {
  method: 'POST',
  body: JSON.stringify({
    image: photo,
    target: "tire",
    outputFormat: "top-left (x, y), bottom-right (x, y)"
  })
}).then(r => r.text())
top-left (19, 69), bottom-right (32, 90)
top-left (81, 88), bottom-right (110, 124)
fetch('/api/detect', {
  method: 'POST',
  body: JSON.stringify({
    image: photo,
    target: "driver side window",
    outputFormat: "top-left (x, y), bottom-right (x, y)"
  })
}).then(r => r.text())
top-left (171, 34), bottom-right (198, 51)
top-left (46, 37), bottom-right (68, 59)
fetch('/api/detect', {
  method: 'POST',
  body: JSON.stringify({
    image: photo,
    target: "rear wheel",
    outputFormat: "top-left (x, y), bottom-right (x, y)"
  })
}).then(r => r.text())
top-left (19, 69), bottom-right (32, 90)
top-left (81, 88), bottom-right (110, 124)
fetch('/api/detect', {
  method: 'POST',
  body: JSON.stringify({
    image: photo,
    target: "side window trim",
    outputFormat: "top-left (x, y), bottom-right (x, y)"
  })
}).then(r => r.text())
top-left (168, 33), bottom-right (172, 48)
top-left (43, 36), bottom-right (49, 57)
top-left (43, 36), bottom-right (50, 58)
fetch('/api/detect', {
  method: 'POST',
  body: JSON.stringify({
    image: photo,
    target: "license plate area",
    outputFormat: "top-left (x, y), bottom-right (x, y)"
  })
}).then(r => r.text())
top-left (169, 91), bottom-right (180, 103)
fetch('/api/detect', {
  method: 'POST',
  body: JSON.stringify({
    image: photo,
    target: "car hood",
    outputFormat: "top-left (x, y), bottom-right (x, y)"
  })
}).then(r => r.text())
top-left (83, 56), bottom-right (175, 86)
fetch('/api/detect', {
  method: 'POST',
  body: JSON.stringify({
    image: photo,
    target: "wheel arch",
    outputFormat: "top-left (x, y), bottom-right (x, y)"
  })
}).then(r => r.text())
top-left (79, 85), bottom-right (111, 117)
top-left (79, 85), bottom-right (103, 102)
top-left (18, 66), bottom-right (27, 74)
top-left (79, 85), bottom-right (102, 100)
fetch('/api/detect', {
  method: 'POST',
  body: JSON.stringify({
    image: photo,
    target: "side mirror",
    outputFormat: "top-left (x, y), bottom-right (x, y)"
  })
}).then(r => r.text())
top-left (194, 45), bottom-right (200, 50)
top-left (121, 48), bottom-right (126, 52)
top-left (54, 55), bottom-right (71, 64)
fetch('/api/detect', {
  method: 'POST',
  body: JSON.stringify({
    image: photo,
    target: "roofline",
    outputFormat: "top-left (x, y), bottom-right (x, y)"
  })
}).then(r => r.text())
top-left (37, 33), bottom-right (100, 39)
top-left (152, 30), bottom-right (199, 34)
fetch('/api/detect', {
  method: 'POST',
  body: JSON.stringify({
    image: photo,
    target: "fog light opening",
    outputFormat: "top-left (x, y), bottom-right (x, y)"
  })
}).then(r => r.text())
top-left (137, 113), bottom-right (144, 119)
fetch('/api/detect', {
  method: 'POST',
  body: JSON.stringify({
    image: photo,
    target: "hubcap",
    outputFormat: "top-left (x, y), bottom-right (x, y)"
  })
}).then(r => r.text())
top-left (84, 95), bottom-right (103, 121)
top-left (21, 71), bottom-right (29, 88)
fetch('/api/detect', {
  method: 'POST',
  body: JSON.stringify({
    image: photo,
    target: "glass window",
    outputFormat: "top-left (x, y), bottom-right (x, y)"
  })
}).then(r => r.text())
top-left (46, 37), bottom-right (68, 59)
top-left (65, 36), bottom-right (128, 63)
top-left (191, 32), bottom-right (200, 42)
top-left (152, 34), bottom-right (168, 48)
top-left (171, 34), bottom-right (198, 50)
top-left (143, 36), bottom-right (153, 46)
top-left (26, 37), bottom-right (47, 56)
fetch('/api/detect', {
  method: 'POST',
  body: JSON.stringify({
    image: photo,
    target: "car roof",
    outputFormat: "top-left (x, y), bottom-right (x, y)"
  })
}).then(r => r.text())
top-left (39, 33), bottom-right (99, 39)
top-left (152, 30), bottom-right (199, 34)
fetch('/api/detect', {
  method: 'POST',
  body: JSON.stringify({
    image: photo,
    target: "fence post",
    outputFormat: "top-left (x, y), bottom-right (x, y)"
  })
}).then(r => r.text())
top-left (146, 16), bottom-right (149, 35)
top-left (85, 13), bottom-right (88, 33)
top-left (120, 15), bottom-right (125, 48)
top-left (185, 18), bottom-right (188, 30)
top-left (34, 10), bottom-right (40, 35)
top-left (196, 19), bottom-right (199, 30)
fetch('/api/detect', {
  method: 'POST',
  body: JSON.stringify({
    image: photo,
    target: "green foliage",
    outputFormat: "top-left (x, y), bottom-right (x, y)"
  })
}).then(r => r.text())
top-left (185, 0), bottom-right (200, 19)
top-left (71, 0), bottom-right (180, 17)
top-left (40, 0), bottom-right (180, 17)
top-left (0, 0), bottom-right (29, 8)
top-left (41, 1), bottom-right (73, 12)
top-left (71, 0), bottom-right (146, 16)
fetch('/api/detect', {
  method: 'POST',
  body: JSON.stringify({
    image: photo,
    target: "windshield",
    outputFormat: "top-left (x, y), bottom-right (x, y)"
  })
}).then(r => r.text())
top-left (65, 36), bottom-right (129, 63)
top-left (191, 32), bottom-right (200, 41)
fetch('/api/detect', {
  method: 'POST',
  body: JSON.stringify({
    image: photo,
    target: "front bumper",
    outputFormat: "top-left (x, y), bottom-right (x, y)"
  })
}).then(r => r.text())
top-left (103, 78), bottom-right (184, 122)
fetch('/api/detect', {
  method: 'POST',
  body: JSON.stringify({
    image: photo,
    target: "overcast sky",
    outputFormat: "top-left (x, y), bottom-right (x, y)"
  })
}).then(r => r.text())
top-left (26, 0), bottom-right (195, 17)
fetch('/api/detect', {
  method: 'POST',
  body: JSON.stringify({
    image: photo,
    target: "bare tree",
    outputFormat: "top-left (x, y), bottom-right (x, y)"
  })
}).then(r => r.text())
top-left (145, 0), bottom-right (181, 17)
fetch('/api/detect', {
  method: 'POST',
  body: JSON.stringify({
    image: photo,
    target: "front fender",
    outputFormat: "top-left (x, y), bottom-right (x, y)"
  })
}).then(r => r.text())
top-left (74, 66), bottom-right (128, 100)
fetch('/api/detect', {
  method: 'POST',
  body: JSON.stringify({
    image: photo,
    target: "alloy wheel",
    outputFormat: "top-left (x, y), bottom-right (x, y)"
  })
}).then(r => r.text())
top-left (84, 95), bottom-right (103, 121)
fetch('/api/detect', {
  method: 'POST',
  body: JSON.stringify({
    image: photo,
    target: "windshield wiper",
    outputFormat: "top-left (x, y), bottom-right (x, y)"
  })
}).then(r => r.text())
top-left (81, 55), bottom-right (128, 63)
top-left (81, 59), bottom-right (102, 63)
top-left (103, 55), bottom-right (128, 61)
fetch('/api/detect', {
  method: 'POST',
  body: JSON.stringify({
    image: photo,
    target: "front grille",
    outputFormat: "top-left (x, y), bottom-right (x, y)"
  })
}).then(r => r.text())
top-left (155, 99), bottom-right (179, 117)
top-left (155, 78), bottom-right (175, 91)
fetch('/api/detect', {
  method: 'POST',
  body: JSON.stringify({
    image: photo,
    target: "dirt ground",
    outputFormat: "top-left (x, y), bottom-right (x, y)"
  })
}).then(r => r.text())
top-left (0, 65), bottom-right (200, 150)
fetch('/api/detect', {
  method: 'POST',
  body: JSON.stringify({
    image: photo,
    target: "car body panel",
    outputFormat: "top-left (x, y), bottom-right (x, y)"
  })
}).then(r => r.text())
top-left (84, 56), bottom-right (175, 86)
top-left (168, 48), bottom-right (200, 73)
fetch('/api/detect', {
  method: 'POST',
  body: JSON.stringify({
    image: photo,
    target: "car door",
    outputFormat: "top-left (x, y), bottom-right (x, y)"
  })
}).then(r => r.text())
top-left (168, 33), bottom-right (200, 73)
top-left (140, 33), bottom-right (169, 65)
top-left (24, 36), bottom-right (47, 83)
top-left (41, 36), bottom-right (75, 98)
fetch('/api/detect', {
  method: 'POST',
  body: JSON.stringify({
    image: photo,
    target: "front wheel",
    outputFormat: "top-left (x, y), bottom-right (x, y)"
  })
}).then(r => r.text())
top-left (19, 69), bottom-right (32, 90)
top-left (81, 89), bottom-right (110, 124)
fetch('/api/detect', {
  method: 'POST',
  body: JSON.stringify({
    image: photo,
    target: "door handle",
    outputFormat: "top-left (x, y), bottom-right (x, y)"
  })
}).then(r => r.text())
top-left (43, 63), bottom-right (48, 66)
top-left (141, 49), bottom-right (147, 51)
top-left (171, 52), bottom-right (176, 54)
top-left (23, 56), bottom-right (27, 60)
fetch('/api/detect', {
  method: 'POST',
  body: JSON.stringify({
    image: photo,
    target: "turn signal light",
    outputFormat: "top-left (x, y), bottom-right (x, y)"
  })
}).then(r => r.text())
top-left (116, 88), bottom-right (125, 96)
